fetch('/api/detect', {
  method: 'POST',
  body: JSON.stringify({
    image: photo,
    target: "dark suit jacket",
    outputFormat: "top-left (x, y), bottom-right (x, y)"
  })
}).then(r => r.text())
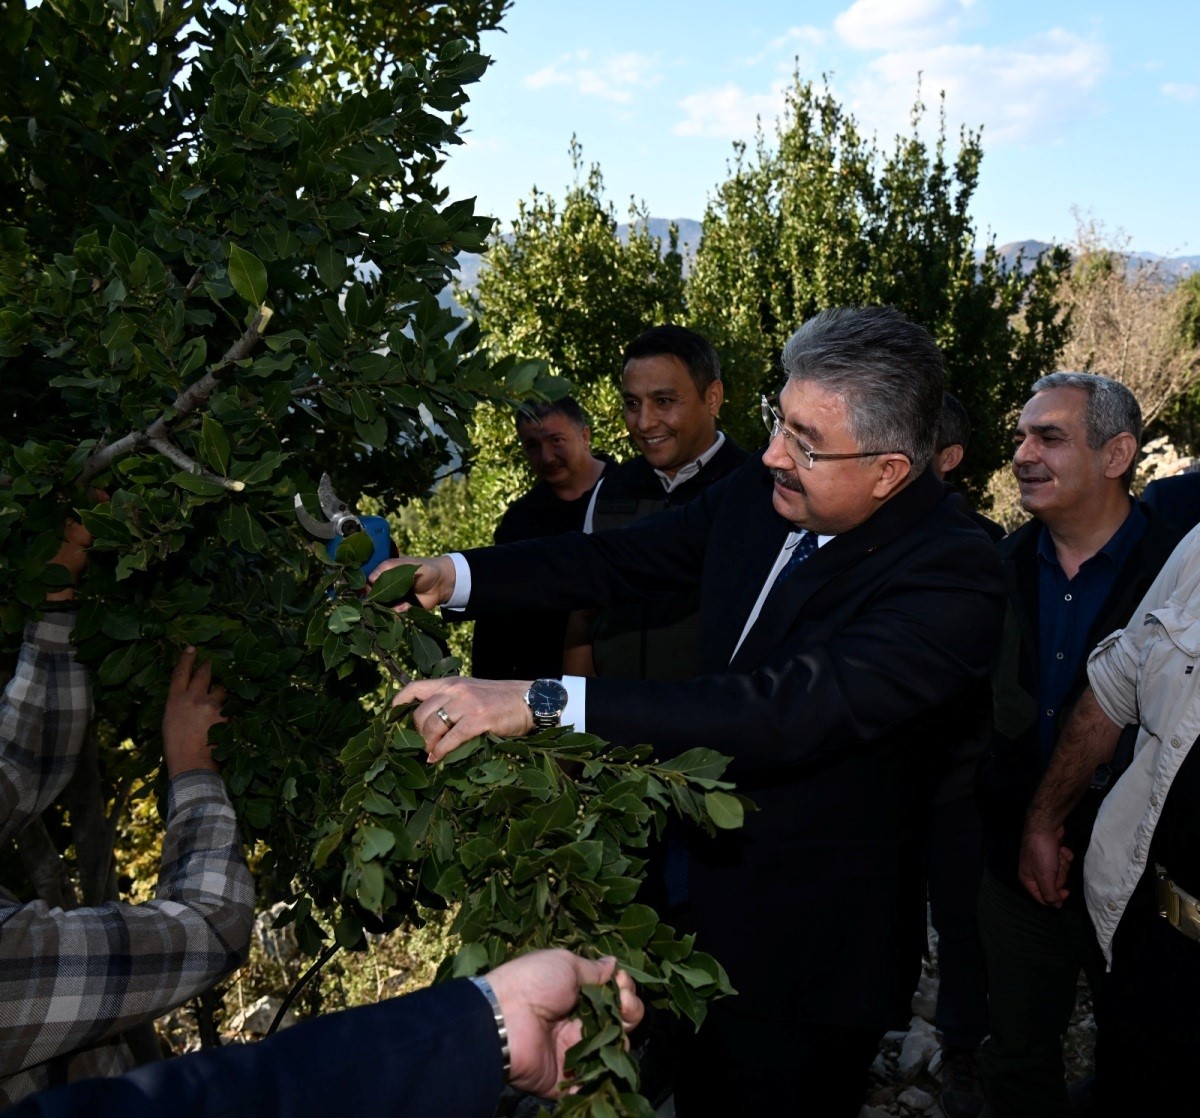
top-left (589, 436), bottom-right (749, 680)
top-left (463, 461), bottom-right (1006, 1030)
top-left (977, 504), bottom-right (1182, 899)
top-left (1142, 472), bottom-right (1200, 534)
top-left (9, 980), bottom-right (500, 1118)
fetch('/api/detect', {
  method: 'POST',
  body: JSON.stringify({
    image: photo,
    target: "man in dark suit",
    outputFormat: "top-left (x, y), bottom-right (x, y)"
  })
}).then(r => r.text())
top-left (470, 396), bottom-right (611, 680)
top-left (10, 950), bottom-right (642, 1118)
top-left (1142, 469), bottom-right (1200, 533)
top-left (564, 324), bottom-right (749, 681)
top-left (379, 306), bottom-right (1007, 1116)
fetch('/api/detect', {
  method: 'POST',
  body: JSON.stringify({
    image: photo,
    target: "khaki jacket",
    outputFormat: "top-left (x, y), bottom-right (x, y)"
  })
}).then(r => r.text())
top-left (1086, 524), bottom-right (1200, 961)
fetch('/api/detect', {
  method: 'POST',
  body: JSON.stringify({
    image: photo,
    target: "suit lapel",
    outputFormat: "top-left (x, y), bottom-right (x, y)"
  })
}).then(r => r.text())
top-left (727, 469), bottom-right (947, 671)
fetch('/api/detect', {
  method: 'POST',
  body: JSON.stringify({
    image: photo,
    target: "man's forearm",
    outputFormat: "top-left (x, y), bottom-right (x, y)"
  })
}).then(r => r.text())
top-left (1026, 686), bottom-right (1124, 829)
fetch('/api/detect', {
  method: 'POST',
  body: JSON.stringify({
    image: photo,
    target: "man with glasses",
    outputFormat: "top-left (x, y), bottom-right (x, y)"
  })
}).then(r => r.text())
top-left (375, 306), bottom-right (1006, 1116)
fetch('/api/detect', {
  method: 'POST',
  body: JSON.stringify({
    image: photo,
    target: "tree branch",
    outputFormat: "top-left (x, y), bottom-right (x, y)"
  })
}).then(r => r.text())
top-left (81, 307), bottom-right (272, 483)
top-left (146, 437), bottom-right (246, 492)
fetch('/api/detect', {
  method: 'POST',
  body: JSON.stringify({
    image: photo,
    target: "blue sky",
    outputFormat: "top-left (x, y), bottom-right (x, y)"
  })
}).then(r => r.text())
top-left (436, 0), bottom-right (1199, 257)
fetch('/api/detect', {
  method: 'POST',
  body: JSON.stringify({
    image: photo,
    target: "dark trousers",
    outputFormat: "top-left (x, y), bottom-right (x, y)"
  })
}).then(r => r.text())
top-left (977, 868), bottom-right (1105, 1118)
top-left (926, 794), bottom-right (989, 1050)
top-left (1095, 873), bottom-right (1200, 1116)
top-left (672, 1003), bottom-right (882, 1117)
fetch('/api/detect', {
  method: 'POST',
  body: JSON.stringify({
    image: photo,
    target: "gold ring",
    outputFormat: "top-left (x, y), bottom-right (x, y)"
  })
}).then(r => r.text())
top-left (435, 707), bottom-right (454, 730)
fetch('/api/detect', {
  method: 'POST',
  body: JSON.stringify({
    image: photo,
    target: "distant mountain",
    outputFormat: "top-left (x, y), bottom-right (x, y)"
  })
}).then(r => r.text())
top-left (994, 240), bottom-right (1198, 282)
top-left (445, 228), bottom-right (1196, 309)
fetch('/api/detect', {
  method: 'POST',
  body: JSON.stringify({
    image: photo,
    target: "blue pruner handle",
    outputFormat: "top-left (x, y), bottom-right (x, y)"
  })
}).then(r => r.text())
top-left (326, 514), bottom-right (394, 578)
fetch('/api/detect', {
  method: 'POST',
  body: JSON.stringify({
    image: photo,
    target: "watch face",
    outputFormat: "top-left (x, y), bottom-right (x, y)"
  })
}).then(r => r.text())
top-left (528, 678), bottom-right (568, 717)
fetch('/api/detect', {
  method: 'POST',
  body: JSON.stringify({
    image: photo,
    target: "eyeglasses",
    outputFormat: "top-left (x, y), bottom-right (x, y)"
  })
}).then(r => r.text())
top-left (760, 395), bottom-right (908, 470)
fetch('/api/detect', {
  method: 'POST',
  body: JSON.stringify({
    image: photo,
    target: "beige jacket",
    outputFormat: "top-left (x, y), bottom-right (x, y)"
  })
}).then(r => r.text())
top-left (1085, 524), bottom-right (1200, 962)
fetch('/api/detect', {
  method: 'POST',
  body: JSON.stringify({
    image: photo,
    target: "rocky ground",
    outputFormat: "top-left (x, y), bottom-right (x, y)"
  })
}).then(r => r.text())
top-left (859, 951), bottom-right (1097, 1118)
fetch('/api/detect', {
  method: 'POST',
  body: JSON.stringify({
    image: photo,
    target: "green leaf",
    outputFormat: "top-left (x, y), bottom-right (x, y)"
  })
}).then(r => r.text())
top-left (366, 564), bottom-right (416, 603)
top-left (356, 825), bottom-right (396, 862)
top-left (450, 941), bottom-right (488, 977)
top-left (97, 643), bottom-right (140, 687)
top-left (314, 243), bottom-right (347, 292)
top-left (327, 602), bottom-right (361, 633)
top-left (228, 243), bottom-right (267, 305)
top-left (703, 790), bottom-right (744, 830)
top-left (334, 531), bottom-right (374, 567)
top-left (199, 415), bottom-right (231, 475)
top-left (355, 859), bottom-right (385, 914)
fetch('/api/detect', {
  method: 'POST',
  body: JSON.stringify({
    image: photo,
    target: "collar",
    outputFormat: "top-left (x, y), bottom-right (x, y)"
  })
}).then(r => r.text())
top-left (1035, 499), bottom-right (1146, 571)
top-left (655, 431), bottom-right (726, 493)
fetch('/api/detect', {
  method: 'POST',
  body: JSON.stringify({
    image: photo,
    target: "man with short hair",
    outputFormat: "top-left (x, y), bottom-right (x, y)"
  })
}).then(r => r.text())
top-left (564, 325), bottom-right (747, 681)
top-left (375, 306), bottom-right (1006, 1116)
top-left (469, 397), bottom-right (610, 681)
top-left (975, 373), bottom-right (1181, 1117)
top-left (932, 391), bottom-right (1004, 542)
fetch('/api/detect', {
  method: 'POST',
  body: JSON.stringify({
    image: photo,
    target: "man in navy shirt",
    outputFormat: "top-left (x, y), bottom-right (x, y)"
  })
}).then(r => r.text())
top-left (976, 373), bottom-right (1181, 1117)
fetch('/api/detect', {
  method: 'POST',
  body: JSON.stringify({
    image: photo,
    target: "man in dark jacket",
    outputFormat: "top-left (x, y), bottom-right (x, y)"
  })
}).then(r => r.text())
top-left (380, 306), bottom-right (1007, 1117)
top-left (976, 373), bottom-right (1182, 1118)
top-left (563, 325), bottom-right (748, 681)
top-left (470, 397), bottom-right (611, 680)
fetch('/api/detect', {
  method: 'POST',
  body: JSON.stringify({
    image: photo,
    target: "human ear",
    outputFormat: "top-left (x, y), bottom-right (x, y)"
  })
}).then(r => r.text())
top-left (1103, 433), bottom-right (1137, 482)
top-left (706, 380), bottom-right (724, 416)
top-left (872, 454), bottom-right (913, 498)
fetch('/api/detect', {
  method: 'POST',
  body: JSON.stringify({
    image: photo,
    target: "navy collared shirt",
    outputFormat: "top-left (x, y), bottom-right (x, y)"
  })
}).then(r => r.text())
top-left (1036, 501), bottom-right (1147, 764)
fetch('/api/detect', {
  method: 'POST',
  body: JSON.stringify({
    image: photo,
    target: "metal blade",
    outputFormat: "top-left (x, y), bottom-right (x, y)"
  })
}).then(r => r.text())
top-left (293, 493), bottom-right (336, 539)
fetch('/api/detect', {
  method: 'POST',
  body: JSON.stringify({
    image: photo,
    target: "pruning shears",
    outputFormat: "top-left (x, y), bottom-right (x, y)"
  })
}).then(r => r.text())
top-left (293, 473), bottom-right (393, 578)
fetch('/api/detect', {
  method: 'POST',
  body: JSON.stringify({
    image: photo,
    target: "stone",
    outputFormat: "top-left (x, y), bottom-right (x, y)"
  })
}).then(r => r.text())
top-left (898, 1017), bottom-right (940, 1077)
top-left (226, 994), bottom-right (297, 1036)
top-left (911, 971), bottom-right (939, 1022)
top-left (896, 1086), bottom-right (935, 1111)
top-left (254, 900), bottom-right (300, 965)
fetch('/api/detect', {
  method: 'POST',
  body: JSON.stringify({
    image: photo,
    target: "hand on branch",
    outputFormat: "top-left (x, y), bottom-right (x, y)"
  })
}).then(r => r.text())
top-left (486, 949), bottom-right (643, 1098)
top-left (395, 676), bottom-right (534, 763)
top-left (162, 648), bottom-right (227, 778)
top-left (370, 554), bottom-right (457, 611)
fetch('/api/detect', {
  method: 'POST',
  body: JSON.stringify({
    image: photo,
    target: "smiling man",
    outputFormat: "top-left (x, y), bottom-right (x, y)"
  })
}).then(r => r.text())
top-left (976, 373), bottom-right (1181, 1118)
top-left (468, 397), bottom-right (612, 681)
top-left (376, 306), bottom-right (1006, 1116)
top-left (563, 326), bottom-right (747, 682)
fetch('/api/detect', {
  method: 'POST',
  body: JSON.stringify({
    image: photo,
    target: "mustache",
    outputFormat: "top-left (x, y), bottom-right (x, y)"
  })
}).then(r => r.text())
top-left (771, 468), bottom-right (805, 493)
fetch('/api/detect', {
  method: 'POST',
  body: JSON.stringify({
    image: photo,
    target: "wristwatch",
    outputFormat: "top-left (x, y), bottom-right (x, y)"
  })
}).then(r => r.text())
top-left (524, 678), bottom-right (568, 728)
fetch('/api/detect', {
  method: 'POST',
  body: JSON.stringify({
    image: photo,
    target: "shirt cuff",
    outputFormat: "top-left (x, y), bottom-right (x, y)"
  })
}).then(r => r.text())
top-left (445, 553), bottom-right (471, 611)
top-left (166, 770), bottom-right (233, 819)
top-left (561, 675), bottom-right (587, 734)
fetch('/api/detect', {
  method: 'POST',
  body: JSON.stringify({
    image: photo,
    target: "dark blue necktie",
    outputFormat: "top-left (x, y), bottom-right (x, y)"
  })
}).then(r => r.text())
top-left (776, 531), bottom-right (818, 583)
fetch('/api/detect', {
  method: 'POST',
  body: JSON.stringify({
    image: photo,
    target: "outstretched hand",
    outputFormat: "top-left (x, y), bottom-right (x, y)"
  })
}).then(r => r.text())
top-left (162, 647), bottom-right (227, 778)
top-left (395, 676), bottom-right (534, 763)
top-left (369, 554), bottom-right (457, 611)
top-left (486, 949), bottom-right (644, 1098)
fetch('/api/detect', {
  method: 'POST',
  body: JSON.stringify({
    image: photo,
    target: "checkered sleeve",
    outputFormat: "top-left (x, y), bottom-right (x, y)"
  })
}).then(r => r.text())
top-left (0, 614), bottom-right (92, 846)
top-left (0, 772), bottom-right (254, 1086)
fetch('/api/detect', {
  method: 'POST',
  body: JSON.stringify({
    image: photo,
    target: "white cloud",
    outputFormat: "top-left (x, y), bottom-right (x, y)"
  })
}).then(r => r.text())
top-left (672, 80), bottom-right (790, 140)
top-left (742, 25), bottom-right (826, 67)
top-left (845, 29), bottom-right (1108, 145)
top-left (523, 50), bottom-right (661, 105)
top-left (1162, 82), bottom-right (1199, 103)
top-left (835, 0), bottom-right (976, 52)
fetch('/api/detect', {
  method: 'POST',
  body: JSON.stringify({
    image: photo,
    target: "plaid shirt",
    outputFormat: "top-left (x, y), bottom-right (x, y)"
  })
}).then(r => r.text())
top-left (0, 615), bottom-right (254, 1106)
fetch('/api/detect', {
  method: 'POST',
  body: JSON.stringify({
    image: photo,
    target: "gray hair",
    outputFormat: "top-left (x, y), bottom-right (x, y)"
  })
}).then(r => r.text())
top-left (1030, 372), bottom-right (1142, 486)
top-left (780, 306), bottom-right (945, 474)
